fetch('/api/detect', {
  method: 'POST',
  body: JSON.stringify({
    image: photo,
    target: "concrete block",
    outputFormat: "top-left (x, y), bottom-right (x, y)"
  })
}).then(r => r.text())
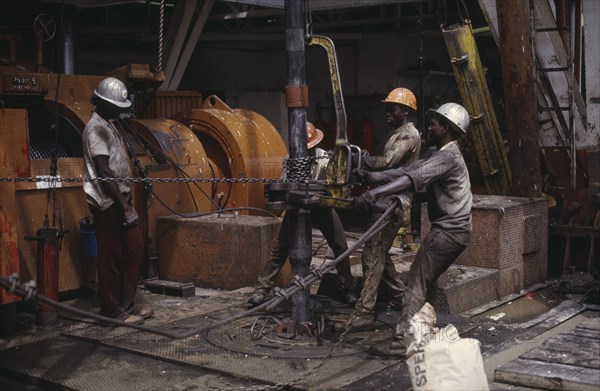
top-left (158, 214), bottom-right (282, 290)
top-left (421, 194), bottom-right (548, 297)
top-left (435, 265), bottom-right (499, 314)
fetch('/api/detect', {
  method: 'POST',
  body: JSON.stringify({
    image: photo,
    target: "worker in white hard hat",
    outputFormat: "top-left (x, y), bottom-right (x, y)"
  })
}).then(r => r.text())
top-left (345, 87), bottom-right (421, 332)
top-left (353, 102), bottom-right (472, 358)
top-left (247, 122), bottom-right (358, 307)
top-left (82, 77), bottom-right (153, 325)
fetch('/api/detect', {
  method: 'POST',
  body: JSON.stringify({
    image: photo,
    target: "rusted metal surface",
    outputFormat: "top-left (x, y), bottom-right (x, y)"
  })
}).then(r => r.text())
top-left (0, 109), bottom-right (30, 178)
top-left (0, 182), bottom-right (20, 305)
top-left (175, 95), bottom-right (287, 213)
top-left (135, 90), bottom-right (202, 119)
top-left (144, 277), bottom-right (195, 298)
top-left (24, 228), bottom-right (65, 326)
top-left (16, 181), bottom-right (89, 292)
top-left (157, 214), bottom-right (281, 290)
top-left (106, 63), bottom-right (165, 92)
top-left (441, 21), bottom-right (511, 195)
top-left (496, 0), bottom-right (542, 197)
top-left (125, 118), bottom-right (215, 259)
top-left (1, 67), bottom-right (287, 296)
top-left (0, 109), bottom-right (28, 304)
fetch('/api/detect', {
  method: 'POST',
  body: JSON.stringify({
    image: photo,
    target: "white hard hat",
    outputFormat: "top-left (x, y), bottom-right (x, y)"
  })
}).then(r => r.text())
top-left (428, 102), bottom-right (470, 134)
top-left (93, 77), bottom-right (132, 108)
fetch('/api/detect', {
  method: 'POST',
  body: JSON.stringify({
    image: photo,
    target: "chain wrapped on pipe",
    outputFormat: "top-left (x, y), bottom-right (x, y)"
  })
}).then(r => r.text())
top-left (284, 156), bottom-right (312, 183)
top-left (0, 200), bottom-right (398, 339)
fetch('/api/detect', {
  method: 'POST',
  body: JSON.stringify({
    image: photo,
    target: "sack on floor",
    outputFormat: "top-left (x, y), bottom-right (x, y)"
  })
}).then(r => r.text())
top-left (406, 303), bottom-right (489, 391)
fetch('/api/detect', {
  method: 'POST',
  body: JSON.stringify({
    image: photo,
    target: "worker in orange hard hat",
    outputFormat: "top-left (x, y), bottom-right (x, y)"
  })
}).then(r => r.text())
top-left (355, 102), bottom-right (472, 358)
top-left (307, 121), bottom-right (324, 149)
top-left (248, 122), bottom-right (357, 307)
top-left (360, 87), bottom-right (421, 170)
top-left (346, 87), bottom-right (421, 333)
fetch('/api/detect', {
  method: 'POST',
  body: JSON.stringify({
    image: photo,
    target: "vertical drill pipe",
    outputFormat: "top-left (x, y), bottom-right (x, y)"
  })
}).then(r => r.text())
top-left (285, 0), bottom-right (311, 322)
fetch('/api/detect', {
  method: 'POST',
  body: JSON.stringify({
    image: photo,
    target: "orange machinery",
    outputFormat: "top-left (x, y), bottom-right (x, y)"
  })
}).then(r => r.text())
top-left (0, 64), bottom-right (287, 304)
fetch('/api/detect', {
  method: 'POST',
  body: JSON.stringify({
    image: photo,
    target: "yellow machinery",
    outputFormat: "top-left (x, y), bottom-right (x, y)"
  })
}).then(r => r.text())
top-left (0, 63), bottom-right (287, 303)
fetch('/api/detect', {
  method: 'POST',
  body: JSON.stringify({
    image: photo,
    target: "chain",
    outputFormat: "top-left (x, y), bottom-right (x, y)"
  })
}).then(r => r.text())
top-left (0, 176), bottom-right (281, 184)
top-left (158, 0), bottom-right (165, 72)
top-left (285, 156), bottom-right (312, 183)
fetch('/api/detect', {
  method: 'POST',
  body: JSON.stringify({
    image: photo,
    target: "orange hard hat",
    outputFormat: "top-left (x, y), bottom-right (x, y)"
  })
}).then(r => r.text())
top-left (307, 121), bottom-right (324, 149)
top-left (381, 87), bottom-right (417, 111)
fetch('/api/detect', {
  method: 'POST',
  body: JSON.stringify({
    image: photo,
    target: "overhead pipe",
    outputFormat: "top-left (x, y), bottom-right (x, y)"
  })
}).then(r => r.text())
top-left (284, 0), bottom-right (312, 322)
top-left (62, 21), bottom-right (75, 75)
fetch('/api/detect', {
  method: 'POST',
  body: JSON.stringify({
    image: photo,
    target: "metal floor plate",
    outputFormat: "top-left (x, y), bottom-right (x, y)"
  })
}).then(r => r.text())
top-left (0, 336), bottom-right (268, 390)
top-left (61, 303), bottom-right (399, 389)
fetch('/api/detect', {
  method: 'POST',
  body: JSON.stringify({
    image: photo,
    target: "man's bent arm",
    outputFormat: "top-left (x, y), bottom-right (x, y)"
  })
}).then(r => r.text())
top-left (370, 175), bottom-right (414, 198)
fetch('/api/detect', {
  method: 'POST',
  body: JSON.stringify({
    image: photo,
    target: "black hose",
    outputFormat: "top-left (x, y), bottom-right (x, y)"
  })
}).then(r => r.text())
top-left (0, 200), bottom-right (397, 339)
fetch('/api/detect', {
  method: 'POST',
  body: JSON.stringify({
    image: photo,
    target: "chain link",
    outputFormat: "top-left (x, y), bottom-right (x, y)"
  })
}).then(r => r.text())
top-left (0, 176), bottom-right (282, 184)
top-left (285, 156), bottom-right (312, 183)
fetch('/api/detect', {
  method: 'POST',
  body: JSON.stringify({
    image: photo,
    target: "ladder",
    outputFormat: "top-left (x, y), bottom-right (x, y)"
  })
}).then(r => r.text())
top-left (530, 0), bottom-right (579, 191)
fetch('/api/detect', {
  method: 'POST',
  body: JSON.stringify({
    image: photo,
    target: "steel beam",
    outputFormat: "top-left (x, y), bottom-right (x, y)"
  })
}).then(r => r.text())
top-left (160, 0), bottom-right (197, 90)
top-left (496, 0), bottom-right (542, 197)
top-left (166, 0), bottom-right (215, 91)
top-left (221, 0), bottom-right (418, 11)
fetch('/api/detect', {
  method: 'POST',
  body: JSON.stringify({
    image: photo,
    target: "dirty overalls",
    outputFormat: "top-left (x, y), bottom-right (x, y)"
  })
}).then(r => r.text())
top-left (390, 141), bottom-right (472, 339)
top-left (353, 122), bottom-right (421, 319)
top-left (82, 113), bottom-right (144, 318)
top-left (255, 148), bottom-right (356, 296)
top-left (255, 207), bottom-right (355, 294)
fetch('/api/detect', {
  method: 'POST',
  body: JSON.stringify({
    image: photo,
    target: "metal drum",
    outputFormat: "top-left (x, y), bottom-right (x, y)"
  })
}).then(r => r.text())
top-left (175, 95), bottom-right (287, 212)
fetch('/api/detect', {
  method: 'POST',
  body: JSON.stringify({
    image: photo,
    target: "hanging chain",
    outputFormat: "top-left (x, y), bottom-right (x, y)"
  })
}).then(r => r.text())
top-left (158, 0), bottom-right (165, 72)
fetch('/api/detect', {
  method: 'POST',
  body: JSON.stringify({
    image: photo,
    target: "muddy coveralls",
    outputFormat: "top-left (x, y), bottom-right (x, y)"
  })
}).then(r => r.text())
top-left (353, 122), bottom-right (421, 319)
top-left (370, 141), bottom-right (472, 351)
top-left (253, 148), bottom-right (356, 300)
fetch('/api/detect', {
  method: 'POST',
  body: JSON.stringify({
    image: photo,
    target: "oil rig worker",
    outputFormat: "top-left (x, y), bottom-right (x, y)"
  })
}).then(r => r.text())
top-left (248, 122), bottom-right (358, 307)
top-left (346, 87), bottom-right (421, 332)
top-left (82, 77), bottom-right (154, 324)
top-left (354, 102), bottom-right (472, 358)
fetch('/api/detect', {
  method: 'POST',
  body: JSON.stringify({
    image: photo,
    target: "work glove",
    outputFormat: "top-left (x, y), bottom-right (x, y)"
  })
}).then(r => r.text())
top-left (351, 168), bottom-right (371, 186)
top-left (123, 207), bottom-right (139, 228)
top-left (351, 149), bottom-right (370, 167)
top-left (353, 191), bottom-right (376, 215)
